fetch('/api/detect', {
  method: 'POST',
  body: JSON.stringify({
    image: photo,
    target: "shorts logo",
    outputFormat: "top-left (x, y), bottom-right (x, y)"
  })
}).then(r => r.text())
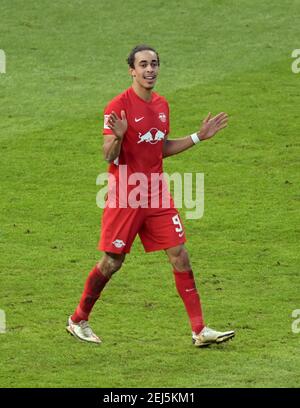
top-left (112, 239), bottom-right (126, 248)
top-left (137, 128), bottom-right (165, 144)
top-left (159, 113), bottom-right (167, 123)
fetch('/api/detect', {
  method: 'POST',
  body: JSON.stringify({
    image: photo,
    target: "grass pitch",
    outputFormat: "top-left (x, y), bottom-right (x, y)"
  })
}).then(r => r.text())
top-left (0, 0), bottom-right (299, 388)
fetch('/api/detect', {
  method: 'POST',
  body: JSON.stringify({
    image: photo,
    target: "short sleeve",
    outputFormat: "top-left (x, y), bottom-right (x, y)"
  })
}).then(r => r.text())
top-left (102, 98), bottom-right (124, 135)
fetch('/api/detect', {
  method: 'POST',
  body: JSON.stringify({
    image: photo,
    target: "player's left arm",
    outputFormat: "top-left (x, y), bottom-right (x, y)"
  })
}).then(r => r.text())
top-left (163, 112), bottom-right (228, 158)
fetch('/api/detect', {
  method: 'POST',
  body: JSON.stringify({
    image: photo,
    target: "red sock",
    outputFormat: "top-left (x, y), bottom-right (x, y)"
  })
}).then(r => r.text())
top-left (173, 269), bottom-right (205, 334)
top-left (71, 265), bottom-right (109, 323)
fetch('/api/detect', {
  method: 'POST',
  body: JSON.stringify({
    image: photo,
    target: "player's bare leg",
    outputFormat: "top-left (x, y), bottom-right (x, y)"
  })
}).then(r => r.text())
top-left (165, 244), bottom-right (235, 347)
top-left (165, 244), bottom-right (192, 271)
top-left (66, 252), bottom-right (125, 344)
top-left (98, 252), bottom-right (125, 279)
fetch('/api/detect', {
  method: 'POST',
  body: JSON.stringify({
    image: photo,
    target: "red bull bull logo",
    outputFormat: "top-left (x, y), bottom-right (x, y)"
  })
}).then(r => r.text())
top-left (137, 128), bottom-right (166, 144)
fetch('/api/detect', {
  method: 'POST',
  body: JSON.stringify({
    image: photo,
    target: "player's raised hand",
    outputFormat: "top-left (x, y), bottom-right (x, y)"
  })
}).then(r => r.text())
top-left (107, 110), bottom-right (128, 140)
top-left (198, 112), bottom-right (228, 141)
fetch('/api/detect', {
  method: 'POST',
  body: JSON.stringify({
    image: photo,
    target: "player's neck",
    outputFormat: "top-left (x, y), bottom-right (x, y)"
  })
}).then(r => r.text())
top-left (132, 82), bottom-right (153, 102)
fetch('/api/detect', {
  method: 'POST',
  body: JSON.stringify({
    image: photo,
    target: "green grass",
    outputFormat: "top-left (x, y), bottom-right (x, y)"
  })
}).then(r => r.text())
top-left (1, 0), bottom-right (300, 388)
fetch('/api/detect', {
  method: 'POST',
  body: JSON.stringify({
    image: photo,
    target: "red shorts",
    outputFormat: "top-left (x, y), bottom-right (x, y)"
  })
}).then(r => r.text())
top-left (98, 205), bottom-right (186, 254)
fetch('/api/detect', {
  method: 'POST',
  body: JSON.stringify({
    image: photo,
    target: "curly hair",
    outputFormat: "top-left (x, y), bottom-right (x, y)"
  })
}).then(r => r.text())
top-left (127, 44), bottom-right (160, 68)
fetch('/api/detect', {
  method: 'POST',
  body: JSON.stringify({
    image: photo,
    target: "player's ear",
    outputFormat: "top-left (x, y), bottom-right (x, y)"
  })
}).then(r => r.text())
top-left (129, 67), bottom-right (136, 78)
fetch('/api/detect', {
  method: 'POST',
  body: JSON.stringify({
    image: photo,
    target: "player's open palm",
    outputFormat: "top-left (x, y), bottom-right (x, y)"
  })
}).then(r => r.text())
top-left (199, 112), bottom-right (228, 141)
top-left (107, 110), bottom-right (128, 140)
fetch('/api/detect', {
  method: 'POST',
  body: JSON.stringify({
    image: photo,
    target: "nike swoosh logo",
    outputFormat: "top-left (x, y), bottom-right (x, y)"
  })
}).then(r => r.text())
top-left (179, 232), bottom-right (184, 237)
top-left (135, 117), bottom-right (144, 122)
top-left (185, 288), bottom-right (195, 292)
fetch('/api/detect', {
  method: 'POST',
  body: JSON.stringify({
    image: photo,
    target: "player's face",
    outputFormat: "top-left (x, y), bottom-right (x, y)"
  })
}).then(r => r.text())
top-left (130, 50), bottom-right (159, 90)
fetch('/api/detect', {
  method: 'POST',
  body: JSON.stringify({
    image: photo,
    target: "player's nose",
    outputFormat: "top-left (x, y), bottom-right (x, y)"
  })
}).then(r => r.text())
top-left (146, 64), bottom-right (154, 73)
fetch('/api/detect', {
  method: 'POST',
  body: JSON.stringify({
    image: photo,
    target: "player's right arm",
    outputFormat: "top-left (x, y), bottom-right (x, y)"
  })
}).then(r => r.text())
top-left (103, 106), bottom-right (128, 163)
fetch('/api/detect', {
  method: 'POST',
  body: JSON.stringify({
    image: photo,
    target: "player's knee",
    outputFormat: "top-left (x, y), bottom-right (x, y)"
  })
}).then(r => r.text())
top-left (110, 258), bottom-right (124, 273)
top-left (169, 246), bottom-right (191, 271)
top-left (98, 253), bottom-right (125, 278)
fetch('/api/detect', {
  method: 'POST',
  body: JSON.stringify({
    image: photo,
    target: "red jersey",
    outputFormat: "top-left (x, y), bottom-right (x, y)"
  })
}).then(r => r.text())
top-left (103, 87), bottom-right (170, 207)
top-left (103, 86), bottom-right (169, 175)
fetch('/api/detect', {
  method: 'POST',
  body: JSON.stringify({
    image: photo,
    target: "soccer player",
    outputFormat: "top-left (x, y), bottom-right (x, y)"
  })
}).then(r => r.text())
top-left (66, 44), bottom-right (235, 347)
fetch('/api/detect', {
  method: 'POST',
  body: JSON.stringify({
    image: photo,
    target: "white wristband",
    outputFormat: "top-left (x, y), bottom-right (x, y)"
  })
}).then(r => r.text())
top-left (190, 132), bottom-right (200, 144)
